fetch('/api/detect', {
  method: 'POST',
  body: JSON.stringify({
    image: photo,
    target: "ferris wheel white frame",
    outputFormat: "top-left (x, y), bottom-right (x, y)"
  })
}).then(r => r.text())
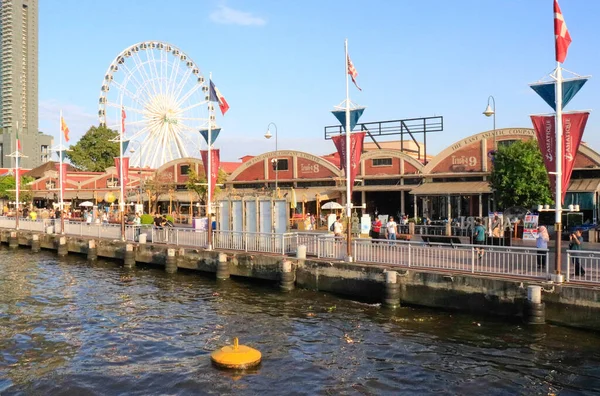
top-left (98, 41), bottom-right (213, 169)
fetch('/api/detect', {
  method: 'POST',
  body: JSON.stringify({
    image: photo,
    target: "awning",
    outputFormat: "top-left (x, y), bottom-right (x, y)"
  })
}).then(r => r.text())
top-left (567, 178), bottom-right (600, 193)
top-left (289, 188), bottom-right (340, 202)
top-left (409, 181), bottom-right (491, 196)
top-left (332, 185), bottom-right (413, 192)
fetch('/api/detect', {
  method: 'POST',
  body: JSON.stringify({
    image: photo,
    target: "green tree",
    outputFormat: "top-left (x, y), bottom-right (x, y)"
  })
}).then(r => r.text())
top-left (66, 125), bottom-right (120, 171)
top-left (490, 140), bottom-right (553, 209)
top-left (0, 175), bottom-right (35, 202)
top-left (186, 168), bottom-right (228, 206)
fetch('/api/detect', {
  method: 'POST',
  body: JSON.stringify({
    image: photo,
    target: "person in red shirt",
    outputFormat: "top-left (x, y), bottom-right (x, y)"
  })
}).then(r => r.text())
top-left (371, 216), bottom-right (382, 240)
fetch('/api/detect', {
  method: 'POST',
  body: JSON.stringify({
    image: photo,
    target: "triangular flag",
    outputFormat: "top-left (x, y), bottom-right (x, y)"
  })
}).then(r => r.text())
top-left (199, 128), bottom-right (221, 145)
top-left (530, 78), bottom-right (588, 111)
top-left (331, 108), bottom-right (365, 132)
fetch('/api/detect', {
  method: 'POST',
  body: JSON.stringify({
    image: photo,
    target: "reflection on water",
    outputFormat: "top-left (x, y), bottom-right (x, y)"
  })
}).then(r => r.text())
top-left (1, 246), bottom-right (600, 395)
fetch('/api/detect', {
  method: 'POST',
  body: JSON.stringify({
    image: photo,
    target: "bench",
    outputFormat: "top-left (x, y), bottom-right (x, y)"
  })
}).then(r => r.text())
top-left (421, 235), bottom-right (462, 246)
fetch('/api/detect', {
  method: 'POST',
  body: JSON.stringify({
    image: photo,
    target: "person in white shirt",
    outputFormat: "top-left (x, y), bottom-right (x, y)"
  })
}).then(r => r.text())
top-left (386, 216), bottom-right (398, 240)
top-left (333, 216), bottom-right (343, 237)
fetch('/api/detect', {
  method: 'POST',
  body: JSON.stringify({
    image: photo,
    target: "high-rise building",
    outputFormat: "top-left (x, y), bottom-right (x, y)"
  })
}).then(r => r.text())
top-left (0, 0), bottom-right (52, 169)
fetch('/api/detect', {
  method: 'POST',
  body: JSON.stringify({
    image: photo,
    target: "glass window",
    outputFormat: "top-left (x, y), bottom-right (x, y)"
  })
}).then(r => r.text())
top-left (274, 159), bottom-right (288, 171)
top-left (372, 158), bottom-right (392, 167)
top-left (180, 165), bottom-right (190, 175)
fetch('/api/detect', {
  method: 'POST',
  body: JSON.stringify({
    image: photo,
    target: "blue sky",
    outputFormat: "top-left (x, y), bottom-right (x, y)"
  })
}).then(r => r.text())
top-left (39, 0), bottom-right (600, 162)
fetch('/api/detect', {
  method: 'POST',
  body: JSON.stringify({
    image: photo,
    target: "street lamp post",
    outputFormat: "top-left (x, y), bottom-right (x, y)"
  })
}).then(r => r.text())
top-left (265, 122), bottom-right (278, 193)
top-left (483, 95), bottom-right (496, 151)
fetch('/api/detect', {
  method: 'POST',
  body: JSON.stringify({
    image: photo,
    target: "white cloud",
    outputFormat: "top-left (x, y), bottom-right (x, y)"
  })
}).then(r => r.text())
top-left (210, 4), bottom-right (266, 26)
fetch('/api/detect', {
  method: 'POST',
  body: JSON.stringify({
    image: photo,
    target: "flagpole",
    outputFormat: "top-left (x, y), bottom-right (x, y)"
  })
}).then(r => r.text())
top-left (344, 39), bottom-right (353, 262)
top-left (554, 63), bottom-right (563, 278)
top-left (207, 72), bottom-right (213, 250)
top-left (59, 110), bottom-right (65, 234)
top-left (120, 104), bottom-right (125, 241)
top-left (15, 121), bottom-right (19, 231)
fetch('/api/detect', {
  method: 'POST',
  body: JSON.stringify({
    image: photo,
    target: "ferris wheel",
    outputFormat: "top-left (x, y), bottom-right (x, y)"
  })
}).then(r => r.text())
top-left (98, 41), bottom-right (212, 169)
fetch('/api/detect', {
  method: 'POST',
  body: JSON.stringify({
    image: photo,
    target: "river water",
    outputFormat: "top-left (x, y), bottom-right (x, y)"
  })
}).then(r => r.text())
top-left (1, 247), bottom-right (599, 395)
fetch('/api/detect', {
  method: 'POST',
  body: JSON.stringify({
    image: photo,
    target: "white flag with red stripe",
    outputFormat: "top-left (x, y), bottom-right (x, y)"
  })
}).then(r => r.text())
top-left (347, 54), bottom-right (362, 91)
top-left (554, 0), bottom-right (572, 63)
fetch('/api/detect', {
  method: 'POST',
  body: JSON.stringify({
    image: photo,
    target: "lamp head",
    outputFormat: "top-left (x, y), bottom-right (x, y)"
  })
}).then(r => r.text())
top-left (264, 129), bottom-right (273, 140)
top-left (483, 104), bottom-right (495, 117)
top-left (129, 147), bottom-right (135, 154)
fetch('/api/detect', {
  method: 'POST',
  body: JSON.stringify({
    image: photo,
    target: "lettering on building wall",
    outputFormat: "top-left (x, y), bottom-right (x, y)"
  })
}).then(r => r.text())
top-left (300, 163), bottom-right (320, 174)
top-left (449, 129), bottom-right (535, 152)
top-left (452, 155), bottom-right (477, 167)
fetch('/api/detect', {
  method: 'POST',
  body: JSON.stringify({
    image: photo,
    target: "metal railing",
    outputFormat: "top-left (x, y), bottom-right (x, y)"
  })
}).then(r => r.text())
top-left (414, 225), bottom-right (447, 235)
top-left (149, 227), bottom-right (208, 247)
top-left (566, 250), bottom-right (600, 283)
top-left (212, 230), bottom-right (296, 255)
top-left (317, 236), bottom-right (347, 260)
top-left (351, 238), bottom-right (548, 279)
top-left (0, 218), bottom-right (577, 282)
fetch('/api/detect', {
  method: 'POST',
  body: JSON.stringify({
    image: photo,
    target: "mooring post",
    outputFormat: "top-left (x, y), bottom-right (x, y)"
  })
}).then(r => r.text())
top-left (279, 259), bottom-right (296, 292)
top-left (31, 234), bottom-right (40, 253)
top-left (124, 243), bottom-right (135, 269)
top-left (57, 236), bottom-right (68, 257)
top-left (524, 285), bottom-right (545, 325)
top-left (9, 231), bottom-right (18, 249)
top-left (87, 240), bottom-right (98, 262)
top-left (216, 252), bottom-right (229, 280)
top-left (383, 270), bottom-right (400, 308)
top-left (166, 248), bottom-right (177, 273)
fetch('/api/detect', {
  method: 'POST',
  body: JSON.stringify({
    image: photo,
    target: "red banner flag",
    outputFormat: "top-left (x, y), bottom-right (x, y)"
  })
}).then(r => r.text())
top-left (331, 132), bottom-right (365, 197)
top-left (554, 0), bottom-right (572, 63)
top-left (114, 157), bottom-right (130, 188)
top-left (531, 112), bottom-right (589, 203)
top-left (55, 163), bottom-right (68, 197)
top-left (200, 149), bottom-right (220, 200)
top-left (562, 111), bottom-right (589, 201)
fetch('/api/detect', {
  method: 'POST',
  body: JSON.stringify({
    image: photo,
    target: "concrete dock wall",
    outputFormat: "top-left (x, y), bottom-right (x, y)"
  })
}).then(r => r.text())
top-left (2, 229), bottom-right (600, 331)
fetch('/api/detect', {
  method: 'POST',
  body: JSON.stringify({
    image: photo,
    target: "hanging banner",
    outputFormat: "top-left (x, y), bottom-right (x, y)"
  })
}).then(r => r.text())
top-left (523, 214), bottom-right (539, 241)
top-left (200, 149), bottom-right (220, 200)
top-left (331, 108), bottom-right (365, 133)
top-left (55, 163), bottom-right (68, 197)
top-left (113, 157), bottom-right (130, 188)
top-left (331, 132), bottom-right (365, 197)
top-left (562, 111), bottom-right (589, 202)
top-left (199, 128), bottom-right (221, 146)
top-left (530, 111), bottom-right (590, 203)
top-left (530, 78), bottom-right (588, 111)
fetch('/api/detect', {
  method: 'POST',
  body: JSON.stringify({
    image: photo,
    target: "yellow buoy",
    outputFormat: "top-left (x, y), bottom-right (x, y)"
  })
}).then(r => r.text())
top-left (211, 337), bottom-right (262, 369)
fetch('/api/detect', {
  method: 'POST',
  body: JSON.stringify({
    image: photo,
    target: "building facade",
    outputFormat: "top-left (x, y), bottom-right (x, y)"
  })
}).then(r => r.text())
top-left (0, 0), bottom-right (52, 169)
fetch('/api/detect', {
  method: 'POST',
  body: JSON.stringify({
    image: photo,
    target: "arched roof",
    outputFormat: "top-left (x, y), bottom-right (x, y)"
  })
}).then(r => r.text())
top-left (360, 149), bottom-right (424, 173)
top-left (155, 157), bottom-right (203, 175)
top-left (227, 150), bottom-right (342, 181)
top-left (423, 127), bottom-right (537, 174)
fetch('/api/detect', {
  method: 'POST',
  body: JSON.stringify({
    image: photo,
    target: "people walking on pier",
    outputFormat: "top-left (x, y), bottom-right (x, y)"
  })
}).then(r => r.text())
top-left (385, 216), bottom-right (398, 241)
top-left (371, 216), bottom-right (382, 240)
top-left (332, 216), bottom-right (343, 237)
top-left (570, 229), bottom-right (585, 277)
top-left (536, 226), bottom-right (549, 270)
top-left (473, 219), bottom-right (486, 259)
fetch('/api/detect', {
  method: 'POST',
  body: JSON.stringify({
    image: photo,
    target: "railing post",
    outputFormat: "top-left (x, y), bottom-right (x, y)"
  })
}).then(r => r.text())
top-left (281, 234), bottom-right (285, 256)
top-left (317, 236), bottom-right (321, 258)
top-left (566, 251), bottom-right (570, 282)
top-left (244, 232), bottom-right (248, 252)
top-left (176, 229), bottom-right (179, 246)
top-left (471, 247), bottom-right (475, 273)
top-left (408, 243), bottom-right (412, 267)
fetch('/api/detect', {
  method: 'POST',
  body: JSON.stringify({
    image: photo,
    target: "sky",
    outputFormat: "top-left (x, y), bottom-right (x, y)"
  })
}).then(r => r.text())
top-left (39, 0), bottom-right (600, 162)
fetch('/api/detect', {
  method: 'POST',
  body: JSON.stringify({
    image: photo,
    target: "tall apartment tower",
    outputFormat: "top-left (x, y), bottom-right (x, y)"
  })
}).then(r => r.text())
top-left (0, 0), bottom-right (52, 169)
